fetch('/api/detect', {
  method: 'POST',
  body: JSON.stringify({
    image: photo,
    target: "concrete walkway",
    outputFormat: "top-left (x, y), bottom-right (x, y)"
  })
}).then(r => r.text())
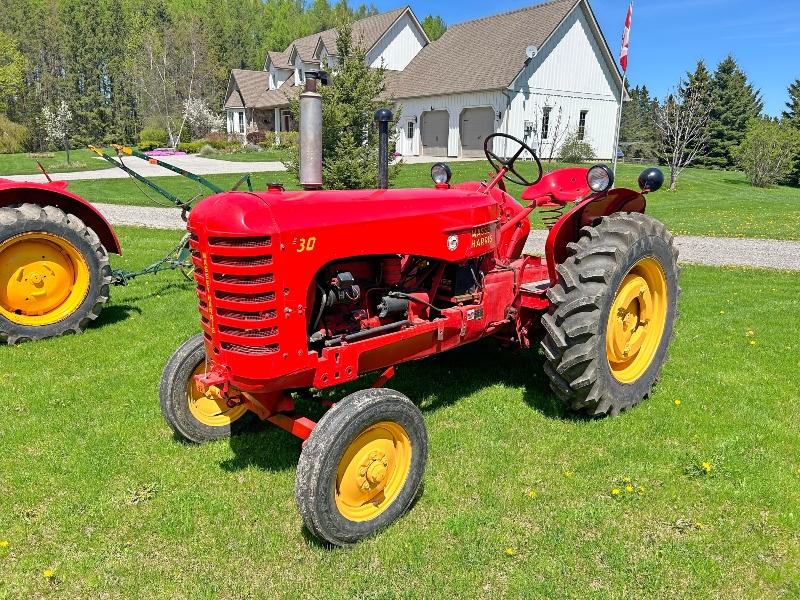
top-left (94, 202), bottom-right (800, 272)
top-left (2, 154), bottom-right (285, 184)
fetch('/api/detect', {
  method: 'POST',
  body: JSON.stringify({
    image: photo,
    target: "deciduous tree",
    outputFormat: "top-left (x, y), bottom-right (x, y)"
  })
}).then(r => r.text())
top-left (734, 118), bottom-right (800, 187)
top-left (654, 78), bottom-right (711, 190)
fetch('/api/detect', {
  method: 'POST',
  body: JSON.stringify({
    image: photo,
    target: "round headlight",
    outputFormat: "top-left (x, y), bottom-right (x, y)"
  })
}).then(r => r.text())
top-left (431, 162), bottom-right (452, 185)
top-left (587, 164), bottom-right (614, 193)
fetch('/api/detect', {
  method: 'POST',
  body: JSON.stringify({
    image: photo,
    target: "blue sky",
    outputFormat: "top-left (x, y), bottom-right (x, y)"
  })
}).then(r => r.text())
top-left (372, 0), bottom-right (800, 116)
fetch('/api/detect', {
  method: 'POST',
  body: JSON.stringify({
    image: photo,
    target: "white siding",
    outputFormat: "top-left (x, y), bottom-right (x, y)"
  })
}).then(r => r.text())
top-left (505, 3), bottom-right (620, 160)
top-left (395, 91), bottom-right (505, 157)
top-left (368, 11), bottom-right (427, 71)
top-left (268, 63), bottom-right (291, 90)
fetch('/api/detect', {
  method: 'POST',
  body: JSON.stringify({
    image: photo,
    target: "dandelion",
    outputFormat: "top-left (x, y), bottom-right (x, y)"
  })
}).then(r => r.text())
top-left (637, 486), bottom-right (645, 495)
top-left (701, 462), bottom-right (712, 474)
top-left (625, 484), bottom-right (634, 493)
top-left (622, 476), bottom-right (631, 483)
top-left (674, 399), bottom-right (682, 406)
top-left (719, 310), bottom-right (725, 315)
top-left (0, 540), bottom-right (8, 548)
top-left (746, 329), bottom-right (754, 338)
top-left (505, 547), bottom-right (515, 556)
top-left (563, 471), bottom-right (574, 478)
top-left (42, 569), bottom-right (54, 579)
top-left (527, 490), bottom-right (537, 498)
top-left (750, 340), bottom-right (756, 346)
top-left (611, 488), bottom-right (621, 496)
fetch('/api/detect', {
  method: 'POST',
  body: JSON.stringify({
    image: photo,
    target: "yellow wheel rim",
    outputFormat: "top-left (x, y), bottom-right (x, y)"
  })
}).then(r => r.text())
top-left (335, 421), bottom-right (412, 522)
top-left (187, 362), bottom-right (248, 427)
top-left (0, 232), bottom-right (91, 326)
top-left (605, 257), bottom-right (668, 384)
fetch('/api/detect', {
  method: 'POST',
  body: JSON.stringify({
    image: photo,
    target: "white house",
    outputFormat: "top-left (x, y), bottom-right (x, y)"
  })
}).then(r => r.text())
top-left (223, 0), bottom-right (624, 160)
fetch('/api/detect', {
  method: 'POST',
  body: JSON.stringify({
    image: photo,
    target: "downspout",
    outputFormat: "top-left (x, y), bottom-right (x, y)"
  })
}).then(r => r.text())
top-left (501, 88), bottom-right (514, 157)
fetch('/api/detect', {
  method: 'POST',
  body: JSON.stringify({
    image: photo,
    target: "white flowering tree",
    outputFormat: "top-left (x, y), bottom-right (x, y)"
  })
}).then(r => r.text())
top-left (183, 98), bottom-right (224, 140)
top-left (41, 101), bottom-right (73, 164)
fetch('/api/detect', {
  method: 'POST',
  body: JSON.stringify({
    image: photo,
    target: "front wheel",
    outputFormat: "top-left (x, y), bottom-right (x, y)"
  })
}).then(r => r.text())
top-left (295, 388), bottom-right (428, 545)
top-left (160, 333), bottom-right (258, 443)
top-left (541, 212), bottom-right (680, 416)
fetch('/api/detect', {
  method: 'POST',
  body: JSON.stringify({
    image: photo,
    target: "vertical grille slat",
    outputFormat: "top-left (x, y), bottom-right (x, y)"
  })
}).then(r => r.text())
top-left (190, 227), bottom-right (280, 356)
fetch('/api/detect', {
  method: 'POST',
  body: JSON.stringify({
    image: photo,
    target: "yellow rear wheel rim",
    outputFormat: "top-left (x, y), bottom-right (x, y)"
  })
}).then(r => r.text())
top-left (187, 362), bottom-right (248, 427)
top-left (335, 421), bottom-right (412, 522)
top-left (606, 257), bottom-right (668, 384)
top-left (0, 232), bottom-right (91, 326)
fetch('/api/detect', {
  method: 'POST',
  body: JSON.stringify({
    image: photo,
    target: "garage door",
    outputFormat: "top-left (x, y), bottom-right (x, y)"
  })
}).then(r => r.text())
top-left (460, 107), bottom-right (495, 158)
top-left (421, 110), bottom-right (449, 156)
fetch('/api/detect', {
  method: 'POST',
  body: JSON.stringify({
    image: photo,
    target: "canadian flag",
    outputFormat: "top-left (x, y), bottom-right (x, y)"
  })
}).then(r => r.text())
top-left (620, 2), bottom-right (633, 72)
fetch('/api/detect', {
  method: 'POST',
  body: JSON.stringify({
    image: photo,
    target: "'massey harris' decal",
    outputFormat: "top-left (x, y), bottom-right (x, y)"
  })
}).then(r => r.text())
top-left (471, 225), bottom-right (493, 249)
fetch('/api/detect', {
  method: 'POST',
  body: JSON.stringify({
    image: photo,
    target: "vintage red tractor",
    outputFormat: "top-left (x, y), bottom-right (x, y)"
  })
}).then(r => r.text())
top-left (160, 133), bottom-right (678, 545)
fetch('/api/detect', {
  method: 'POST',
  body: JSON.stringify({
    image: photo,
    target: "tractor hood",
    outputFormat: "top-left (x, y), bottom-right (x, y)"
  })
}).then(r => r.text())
top-left (189, 185), bottom-right (501, 262)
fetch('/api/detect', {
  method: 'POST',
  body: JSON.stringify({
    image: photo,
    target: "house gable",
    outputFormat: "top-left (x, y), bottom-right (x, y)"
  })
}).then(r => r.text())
top-left (511, 0), bottom-right (617, 99)
top-left (367, 8), bottom-right (428, 71)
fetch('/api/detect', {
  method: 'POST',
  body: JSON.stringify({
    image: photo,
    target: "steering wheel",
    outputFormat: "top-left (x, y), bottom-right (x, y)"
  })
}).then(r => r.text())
top-left (484, 133), bottom-right (543, 187)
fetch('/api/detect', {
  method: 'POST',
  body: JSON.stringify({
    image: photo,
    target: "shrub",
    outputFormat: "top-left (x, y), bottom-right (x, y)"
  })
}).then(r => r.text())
top-left (733, 118), bottom-right (800, 187)
top-left (246, 131), bottom-right (266, 145)
top-left (277, 130), bottom-right (298, 148)
top-left (0, 115), bottom-right (27, 153)
top-left (139, 127), bottom-right (168, 148)
top-left (177, 140), bottom-right (205, 154)
top-left (258, 133), bottom-right (275, 150)
top-left (198, 144), bottom-right (218, 157)
top-left (558, 131), bottom-right (596, 164)
top-left (206, 131), bottom-right (227, 143)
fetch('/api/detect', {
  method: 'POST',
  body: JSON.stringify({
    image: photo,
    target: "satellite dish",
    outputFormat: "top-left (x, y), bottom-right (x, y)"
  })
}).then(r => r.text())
top-left (526, 45), bottom-right (539, 60)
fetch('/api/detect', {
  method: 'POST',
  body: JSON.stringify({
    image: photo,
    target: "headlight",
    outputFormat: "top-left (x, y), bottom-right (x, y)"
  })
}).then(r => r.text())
top-left (587, 164), bottom-right (614, 193)
top-left (431, 163), bottom-right (452, 185)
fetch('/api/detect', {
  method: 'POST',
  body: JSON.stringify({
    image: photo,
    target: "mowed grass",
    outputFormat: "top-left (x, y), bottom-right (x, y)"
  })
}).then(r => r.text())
top-left (0, 226), bottom-right (799, 598)
top-left (60, 160), bottom-right (800, 241)
top-left (0, 149), bottom-right (115, 176)
top-left (203, 148), bottom-right (290, 162)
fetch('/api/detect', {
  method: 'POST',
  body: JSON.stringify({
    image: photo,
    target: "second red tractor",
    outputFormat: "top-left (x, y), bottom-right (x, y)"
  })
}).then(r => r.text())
top-left (160, 133), bottom-right (678, 545)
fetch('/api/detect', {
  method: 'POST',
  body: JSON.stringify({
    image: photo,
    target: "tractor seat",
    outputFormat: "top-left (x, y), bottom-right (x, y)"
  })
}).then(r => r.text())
top-left (521, 168), bottom-right (590, 206)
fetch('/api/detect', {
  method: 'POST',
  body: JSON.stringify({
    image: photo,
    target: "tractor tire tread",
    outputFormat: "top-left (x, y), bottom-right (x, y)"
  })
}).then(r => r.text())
top-left (540, 212), bottom-right (680, 417)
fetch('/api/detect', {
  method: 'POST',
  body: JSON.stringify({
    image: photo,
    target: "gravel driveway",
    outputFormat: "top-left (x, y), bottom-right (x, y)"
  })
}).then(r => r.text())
top-left (95, 202), bottom-right (800, 272)
top-left (3, 154), bottom-right (285, 184)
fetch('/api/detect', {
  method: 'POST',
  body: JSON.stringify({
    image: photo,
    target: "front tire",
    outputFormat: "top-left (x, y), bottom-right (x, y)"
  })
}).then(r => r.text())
top-left (295, 388), bottom-right (428, 546)
top-left (541, 212), bottom-right (679, 416)
top-left (160, 333), bottom-right (258, 443)
top-left (0, 203), bottom-right (111, 344)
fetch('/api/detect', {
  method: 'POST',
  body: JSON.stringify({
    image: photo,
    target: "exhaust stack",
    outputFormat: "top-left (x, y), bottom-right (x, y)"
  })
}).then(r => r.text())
top-left (300, 73), bottom-right (323, 190)
top-left (375, 108), bottom-right (393, 190)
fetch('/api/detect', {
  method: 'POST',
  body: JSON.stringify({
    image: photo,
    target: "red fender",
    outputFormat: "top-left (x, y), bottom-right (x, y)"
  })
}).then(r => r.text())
top-left (545, 188), bottom-right (646, 284)
top-left (0, 179), bottom-right (122, 254)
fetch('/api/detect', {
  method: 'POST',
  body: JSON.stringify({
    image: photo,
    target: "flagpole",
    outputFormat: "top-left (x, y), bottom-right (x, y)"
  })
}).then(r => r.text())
top-left (612, 70), bottom-right (627, 176)
top-left (612, 0), bottom-right (632, 177)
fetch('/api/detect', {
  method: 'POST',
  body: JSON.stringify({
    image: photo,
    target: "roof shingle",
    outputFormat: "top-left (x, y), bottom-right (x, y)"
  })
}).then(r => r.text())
top-left (387, 0), bottom-right (578, 99)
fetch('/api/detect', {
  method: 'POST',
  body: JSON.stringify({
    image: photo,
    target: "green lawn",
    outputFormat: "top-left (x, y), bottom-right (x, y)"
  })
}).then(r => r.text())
top-left (203, 148), bottom-right (290, 162)
top-left (62, 160), bottom-right (800, 241)
top-left (0, 149), bottom-right (115, 176)
top-left (1, 226), bottom-right (798, 598)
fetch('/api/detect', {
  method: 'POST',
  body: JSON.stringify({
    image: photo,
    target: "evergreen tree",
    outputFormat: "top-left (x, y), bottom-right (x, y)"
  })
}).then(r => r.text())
top-left (784, 78), bottom-right (800, 127)
top-left (421, 15), bottom-right (447, 41)
top-left (287, 22), bottom-right (399, 189)
top-left (619, 84), bottom-right (657, 161)
top-left (704, 55), bottom-right (763, 169)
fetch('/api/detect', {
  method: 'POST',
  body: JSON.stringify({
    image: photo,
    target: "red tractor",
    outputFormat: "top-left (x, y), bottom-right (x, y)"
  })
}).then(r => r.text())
top-left (161, 133), bottom-right (678, 545)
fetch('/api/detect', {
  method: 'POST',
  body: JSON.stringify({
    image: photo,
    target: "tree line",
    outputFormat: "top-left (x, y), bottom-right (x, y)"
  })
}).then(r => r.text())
top-left (0, 0), bottom-right (446, 153)
top-left (620, 55), bottom-right (800, 188)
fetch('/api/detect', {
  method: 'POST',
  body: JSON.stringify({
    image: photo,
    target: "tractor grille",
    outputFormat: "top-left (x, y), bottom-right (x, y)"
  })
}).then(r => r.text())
top-left (189, 229), bottom-right (280, 357)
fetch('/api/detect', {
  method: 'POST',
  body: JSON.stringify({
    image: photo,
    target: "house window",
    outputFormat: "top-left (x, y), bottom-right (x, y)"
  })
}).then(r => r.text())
top-left (238, 112), bottom-right (245, 133)
top-left (578, 110), bottom-right (588, 140)
top-left (541, 107), bottom-right (552, 140)
top-left (407, 121), bottom-right (415, 139)
top-left (228, 112), bottom-right (234, 133)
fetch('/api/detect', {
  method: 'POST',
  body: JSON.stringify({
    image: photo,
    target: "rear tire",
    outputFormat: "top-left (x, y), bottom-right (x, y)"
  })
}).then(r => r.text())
top-left (541, 212), bottom-right (679, 416)
top-left (160, 333), bottom-right (258, 443)
top-left (295, 388), bottom-right (428, 546)
top-left (0, 203), bottom-right (110, 344)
